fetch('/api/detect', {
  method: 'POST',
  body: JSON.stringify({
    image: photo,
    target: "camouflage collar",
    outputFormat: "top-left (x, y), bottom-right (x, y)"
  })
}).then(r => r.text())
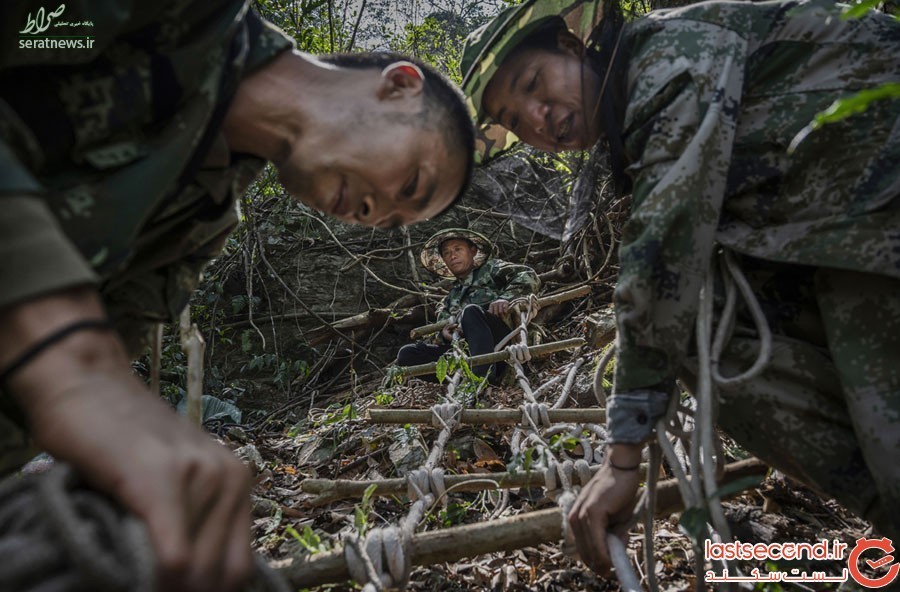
top-left (460, 0), bottom-right (604, 164)
top-left (420, 228), bottom-right (493, 278)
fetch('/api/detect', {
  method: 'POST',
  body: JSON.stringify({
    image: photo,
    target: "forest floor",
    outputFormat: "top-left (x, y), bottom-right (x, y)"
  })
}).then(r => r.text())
top-left (223, 329), bottom-right (878, 592)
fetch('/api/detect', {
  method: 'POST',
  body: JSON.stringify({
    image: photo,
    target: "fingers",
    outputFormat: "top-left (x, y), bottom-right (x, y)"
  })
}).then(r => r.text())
top-left (568, 484), bottom-right (612, 575)
top-left (186, 451), bottom-right (253, 592)
top-left (488, 300), bottom-right (509, 315)
top-left (146, 443), bottom-right (253, 592)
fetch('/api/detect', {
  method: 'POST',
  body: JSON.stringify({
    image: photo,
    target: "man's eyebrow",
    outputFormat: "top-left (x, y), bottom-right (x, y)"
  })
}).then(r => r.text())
top-left (509, 70), bottom-right (521, 94)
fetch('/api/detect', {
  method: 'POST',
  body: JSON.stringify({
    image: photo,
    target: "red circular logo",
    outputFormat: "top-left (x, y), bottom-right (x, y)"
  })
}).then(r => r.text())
top-left (848, 537), bottom-right (900, 589)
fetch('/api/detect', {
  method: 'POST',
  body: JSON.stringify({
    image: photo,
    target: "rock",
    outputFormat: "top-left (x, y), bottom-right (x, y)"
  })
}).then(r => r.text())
top-left (235, 443), bottom-right (265, 473)
top-left (226, 425), bottom-right (249, 443)
top-left (388, 433), bottom-right (428, 476)
top-left (583, 305), bottom-right (616, 348)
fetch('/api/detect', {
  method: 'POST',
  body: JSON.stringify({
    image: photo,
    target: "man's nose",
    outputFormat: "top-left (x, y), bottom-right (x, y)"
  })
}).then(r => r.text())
top-left (525, 100), bottom-right (550, 135)
top-left (357, 194), bottom-right (379, 225)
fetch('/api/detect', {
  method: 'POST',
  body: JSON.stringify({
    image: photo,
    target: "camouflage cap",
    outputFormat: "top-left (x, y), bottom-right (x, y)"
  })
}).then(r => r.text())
top-left (460, 0), bottom-right (604, 164)
top-left (421, 228), bottom-right (493, 278)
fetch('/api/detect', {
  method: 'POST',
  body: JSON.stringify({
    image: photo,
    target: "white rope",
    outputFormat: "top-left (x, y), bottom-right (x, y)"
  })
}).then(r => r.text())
top-left (406, 468), bottom-right (446, 504)
top-left (430, 403), bottom-right (461, 429)
top-left (506, 343), bottom-right (533, 364)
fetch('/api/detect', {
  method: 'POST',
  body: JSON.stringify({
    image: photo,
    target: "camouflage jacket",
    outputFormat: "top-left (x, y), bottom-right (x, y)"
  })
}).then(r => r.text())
top-left (436, 259), bottom-right (540, 325)
top-left (607, 0), bottom-right (900, 442)
top-left (0, 0), bottom-right (292, 350)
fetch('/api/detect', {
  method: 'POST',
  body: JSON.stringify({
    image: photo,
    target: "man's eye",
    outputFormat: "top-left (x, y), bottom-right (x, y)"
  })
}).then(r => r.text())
top-left (510, 116), bottom-right (519, 131)
top-left (402, 171), bottom-right (419, 199)
top-left (526, 72), bottom-right (538, 92)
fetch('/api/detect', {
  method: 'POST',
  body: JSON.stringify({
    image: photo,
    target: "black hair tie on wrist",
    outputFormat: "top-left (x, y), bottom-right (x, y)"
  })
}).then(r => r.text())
top-left (608, 459), bottom-right (641, 471)
top-left (0, 319), bottom-right (113, 385)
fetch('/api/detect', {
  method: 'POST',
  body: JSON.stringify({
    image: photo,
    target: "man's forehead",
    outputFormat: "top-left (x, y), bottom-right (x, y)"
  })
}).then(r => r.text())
top-left (441, 238), bottom-right (475, 251)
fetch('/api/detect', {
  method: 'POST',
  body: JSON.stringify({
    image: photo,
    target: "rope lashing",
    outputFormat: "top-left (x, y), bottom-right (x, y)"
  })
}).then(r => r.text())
top-left (543, 458), bottom-right (593, 495)
top-left (0, 464), bottom-right (289, 592)
top-left (520, 402), bottom-right (551, 430)
top-left (509, 294), bottom-right (541, 325)
top-left (506, 343), bottom-right (532, 364)
top-left (344, 525), bottom-right (411, 592)
top-left (430, 403), bottom-right (461, 429)
top-left (406, 468), bottom-right (446, 503)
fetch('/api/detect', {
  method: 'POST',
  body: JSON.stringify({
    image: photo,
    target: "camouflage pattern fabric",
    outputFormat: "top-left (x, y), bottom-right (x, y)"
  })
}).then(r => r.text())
top-left (612, 0), bottom-right (900, 393)
top-left (609, 1), bottom-right (899, 535)
top-left (677, 263), bottom-right (900, 540)
top-left (0, 0), bottom-right (293, 473)
top-left (460, 0), bottom-right (603, 163)
top-left (420, 228), bottom-right (493, 278)
top-left (436, 259), bottom-right (541, 324)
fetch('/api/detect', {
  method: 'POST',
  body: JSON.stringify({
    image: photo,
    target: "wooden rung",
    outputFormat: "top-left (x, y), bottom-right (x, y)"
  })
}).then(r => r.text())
top-left (398, 338), bottom-right (585, 378)
top-left (368, 408), bottom-right (605, 426)
top-left (409, 286), bottom-right (591, 339)
top-left (301, 460), bottom-right (639, 505)
top-left (279, 458), bottom-right (767, 588)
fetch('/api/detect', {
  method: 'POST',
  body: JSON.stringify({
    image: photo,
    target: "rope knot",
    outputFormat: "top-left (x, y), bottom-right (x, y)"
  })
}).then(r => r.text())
top-left (506, 343), bottom-right (532, 364)
top-left (344, 525), bottom-right (412, 591)
top-left (521, 402), bottom-right (551, 429)
top-left (430, 403), bottom-right (461, 429)
top-left (406, 467), bottom-right (446, 504)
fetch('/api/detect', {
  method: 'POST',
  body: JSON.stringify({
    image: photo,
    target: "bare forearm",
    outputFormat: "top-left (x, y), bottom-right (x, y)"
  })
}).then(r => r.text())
top-left (0, 286), bottom-right (130, 424)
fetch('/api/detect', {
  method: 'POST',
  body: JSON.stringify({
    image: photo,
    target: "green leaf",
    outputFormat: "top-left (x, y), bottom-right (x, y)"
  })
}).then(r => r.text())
top-left (789, 82), bottom-right (900, 152)
top-left (435, 355), bottom-right (449, 383)
top-left (711, 474), bottom-right (764, 500)
top-left (841, 0), bottom-right (884, 20)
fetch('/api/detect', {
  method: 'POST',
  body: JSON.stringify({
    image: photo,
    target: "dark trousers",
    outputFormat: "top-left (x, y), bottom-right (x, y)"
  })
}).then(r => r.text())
top-left (397, 304), bottom-right (511, 382)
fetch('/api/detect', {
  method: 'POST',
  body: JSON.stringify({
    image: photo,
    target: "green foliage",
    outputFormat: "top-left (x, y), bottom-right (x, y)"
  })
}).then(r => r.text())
top-left (286, 524), bottom-right (332, 555)
top-left (431, 500), bottom-right (472, 527)
top-left (678, 506), bottom-right (710, 544)
top-left (353, 484), bottom-right (379, 536)
top-left (753, 562), bottom-right (785, 592)
top-left (790, 82), bottom-right (900, 153)
top-left (507, 446), bottom-right (536, 474)
top-left (842, 0), bottom-right (899, 20)
top-left (373, 390), bottom-right (394, 406)
top-left (315, 402), bottom-right (359, 426)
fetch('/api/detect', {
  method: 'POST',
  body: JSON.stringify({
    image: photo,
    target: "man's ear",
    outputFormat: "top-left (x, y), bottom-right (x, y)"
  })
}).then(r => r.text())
top-left (556, 29), bottom-right (584, 57)
top-left (378, 61), bottom-right (425, 100)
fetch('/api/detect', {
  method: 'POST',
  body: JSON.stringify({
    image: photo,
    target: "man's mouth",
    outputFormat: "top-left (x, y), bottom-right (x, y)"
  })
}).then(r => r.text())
top-left (556, 112), bottom-right (574, 144)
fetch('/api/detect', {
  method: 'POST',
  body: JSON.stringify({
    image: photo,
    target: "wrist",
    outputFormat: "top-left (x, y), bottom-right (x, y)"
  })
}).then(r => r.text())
top-left (607, 443), bottom-right (642, 470)
top-left (0, 288), bottom-right (131, 415)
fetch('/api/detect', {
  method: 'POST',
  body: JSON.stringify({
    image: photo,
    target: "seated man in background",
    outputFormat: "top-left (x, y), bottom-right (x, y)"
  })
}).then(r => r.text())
top-left (398, 228), bottom-right (540, 382)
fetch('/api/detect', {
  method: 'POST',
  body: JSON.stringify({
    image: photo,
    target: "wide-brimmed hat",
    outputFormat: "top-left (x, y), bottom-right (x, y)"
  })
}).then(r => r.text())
top-left (460, 0), bottom-right (604, 164)
top-left (421, 228), bottom-right (493, 278)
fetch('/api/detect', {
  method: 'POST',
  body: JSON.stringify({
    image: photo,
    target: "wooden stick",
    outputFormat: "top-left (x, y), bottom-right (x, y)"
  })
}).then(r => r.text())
top-left (302, 460), bottom-right (639, 505)
top-left (179, 308), bottom-right (205, 427)
top-left (399, 338), bottom-right (585, 378)
top-left (367, 408), bottom-right (605, 426)
top-left (150, 323), bottom-right (163, 398)
top-left (409, 286), bottom-right (591, 339)
top-left (278, 458), bottom-right (768, 588)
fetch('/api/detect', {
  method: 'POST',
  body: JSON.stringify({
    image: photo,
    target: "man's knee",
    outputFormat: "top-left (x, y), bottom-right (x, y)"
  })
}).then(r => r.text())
top-left (397, 343), bottom-right (423, 366)
top-left (459, 304), bottom-right (486, 326)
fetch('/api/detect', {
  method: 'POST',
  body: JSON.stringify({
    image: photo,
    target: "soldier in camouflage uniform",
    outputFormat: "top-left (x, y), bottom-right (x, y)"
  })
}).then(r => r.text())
top-left (460, 0), bottom-right (900, 575)
top-left (397, 228), bottom-right (540, 381)
top-left (0, 1), bottom-right (474, 587)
